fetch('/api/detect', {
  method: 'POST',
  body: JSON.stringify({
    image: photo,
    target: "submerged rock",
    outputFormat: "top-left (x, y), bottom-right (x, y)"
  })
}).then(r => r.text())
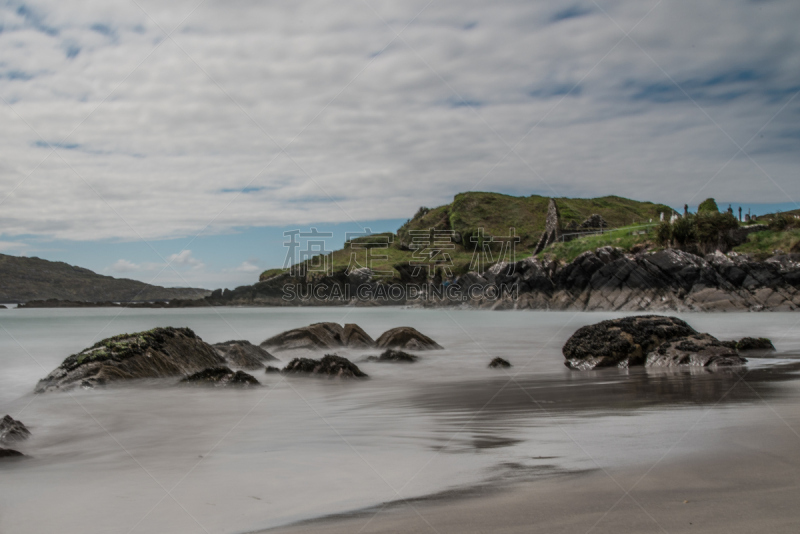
top-left (180, 367), bottom-right (261, 387)
top-left (213, 340), bottom-right (279, 370)
top-left (375, 327), bottom-right (443, 351)
top-left (342, 323), bottom-right (376, 348)
top-left (488, 357), bottom-right (512, 368)
top-left (563, 315), bottom-right (697, 370)
top-left (365, 349), bottom-right (418, 363)
top-left (282, 355), bottom-right (368, 378)
top-left (0, 448), bottom-right (24, 459)
top-left (260, 322), bottom-right (345, 351)
top-left (734, 337), bottom-right (775, 352)
top-left (35, 327), bottom-right (225, 392)
top-left (646, 334), bottom-right (747, 367)
top-left (0, 415), bottom-right (30, 443)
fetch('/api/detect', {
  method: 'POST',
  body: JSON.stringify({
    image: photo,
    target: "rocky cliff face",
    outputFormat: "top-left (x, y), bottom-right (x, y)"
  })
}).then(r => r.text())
top-left (484, 248), bottom-right (800, 312)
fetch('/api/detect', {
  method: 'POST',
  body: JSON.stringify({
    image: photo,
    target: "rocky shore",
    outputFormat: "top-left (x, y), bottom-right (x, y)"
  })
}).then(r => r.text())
top-left (197, 248), bottom-right (800, 312)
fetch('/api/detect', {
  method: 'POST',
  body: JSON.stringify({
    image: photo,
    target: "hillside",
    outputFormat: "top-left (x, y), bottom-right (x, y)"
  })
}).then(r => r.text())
top-left (397, 193), bottom-right (673, 250)
top-left (0, 254), bottom-right (210, 303)
top-left (261, 192), bottom-right (674, 280)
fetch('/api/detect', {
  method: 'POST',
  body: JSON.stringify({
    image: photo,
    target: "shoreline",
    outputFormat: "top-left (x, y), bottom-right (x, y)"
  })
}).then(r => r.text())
top-left (261, 439), bottom-right (800, 534)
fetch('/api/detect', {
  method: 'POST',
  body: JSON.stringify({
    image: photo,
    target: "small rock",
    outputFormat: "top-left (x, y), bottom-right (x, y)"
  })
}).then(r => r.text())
top-left (735, 337), bottom-right (775, 352)
top-left (260, 323), bottom-right (345, 351)
top-left (213, 340), bottom-right (279, 370)
top-left (0, 415), bottom-right (31, 443)
top-left (283, 355), bottom-right (368, 378)
top-left (488, 357), bottom-right (512, 368)
top-left (0, 448), bottom-right (24, 459)
top-left (265, 366), bottom-right (282, 374)
top-left (180, 367), bottom-right (261, 387)
top-left (365, 349), bottom-right (418, 363)
top-left (342, 323), bottom-right (376, 348)
top-left (375, 327), bottom-right (443, 351)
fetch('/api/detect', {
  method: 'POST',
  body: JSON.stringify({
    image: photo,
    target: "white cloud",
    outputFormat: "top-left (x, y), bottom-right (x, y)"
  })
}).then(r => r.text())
top-left (0, 240), bottom-right (29, 253)
top-left (167, 249), bottom-right (204, 270)
top-left (0, 0), bottom-right (798, 244)
top-left (235, 260), bottom-right (260, 273)
top-left (109, 258), bottom-right (142, 273)
top-left (109, 249), bottom-right (203, 275)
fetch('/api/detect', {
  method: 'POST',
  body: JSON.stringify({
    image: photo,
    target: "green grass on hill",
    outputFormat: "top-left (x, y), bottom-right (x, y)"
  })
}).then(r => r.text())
top-left (538, 225), bottom-right (658, 263)
top-left (733, 229), bottom-right (800, 260)
top-left (398, 192), bottom-right (673, 250)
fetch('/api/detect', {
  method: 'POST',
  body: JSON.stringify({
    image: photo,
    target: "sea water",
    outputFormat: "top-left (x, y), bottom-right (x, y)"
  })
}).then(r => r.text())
top-left (1, 307), bottom-right (799, 533)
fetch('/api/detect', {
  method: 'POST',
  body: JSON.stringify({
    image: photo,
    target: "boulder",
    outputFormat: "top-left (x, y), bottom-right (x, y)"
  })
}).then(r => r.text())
top-left (282, 355), bottom-right (367, 378)
top-left (646, 334), bottom-right (747, 367)
top-left (35, 327), bottom-right (225, 392)
top-left (180, 367), bottom-right (261, 387)
top-left (734, 337), bottom-right (775, 352)
top-left (342, 323), bottom-right (376, 348)
top-left (488, 357), bottom-right (512, 368)
top-left (0, 415), bottom-right (31, 443)
top-left (563, 315), bottom-right (698, 370)
top-left (376, 327), bottom-right (443, 350)
top-left (0, 448), bottom-right (24, 458)
top-left (260, 322), bottom-right (344, 351)
top-left (212, 340), bottom-right (279, 369)
top-left (581, 214), bottom-right (608, 229)
top-left (365, 349), bottom-right (418, 363)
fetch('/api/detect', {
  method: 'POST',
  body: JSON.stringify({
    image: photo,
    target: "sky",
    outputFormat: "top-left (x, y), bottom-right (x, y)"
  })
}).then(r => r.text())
top-left (1, 0), bottom-right (799, 290)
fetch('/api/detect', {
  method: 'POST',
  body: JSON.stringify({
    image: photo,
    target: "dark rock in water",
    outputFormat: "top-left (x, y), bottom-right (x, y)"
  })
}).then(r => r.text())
top-left (213, 340), bottom-right (279, 370)
top-left (366, 349), bottom-right (418, 363)
top-left (564, 315), bottom-right (753, 370)
top-left (342, 323), bottom-right (376, 348)
top-left (0, 448), bottom-right (24, 458)
top-left (735, 337), bottom-right (775, 352)
top-left (180, 367), bottom-right (261, 387)
top-left (563, 315), bottom-right (698, 370)
top-left (260, 322), bottom-right (345, 351)
top-left (646, 334), bottom-right (747, 367)
top-left (283, 355), bottom-right (368, 378)
top-left (375, 327), bottom-right (443, 351)
top-left (265, 366), bottom-right (282, 374)
top-left (0, 305), bottom-right (7, 309)
top-left (35, 327), bottom-right (226, 393)
top-left (488, 357), bottom-right (512, 368)
top-left (0, 415), bottom-right (31, 443)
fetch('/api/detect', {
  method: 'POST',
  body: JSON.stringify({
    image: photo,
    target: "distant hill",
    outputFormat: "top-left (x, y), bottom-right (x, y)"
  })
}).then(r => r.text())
top-left (0, 254), bottom-right (210, 303)
top-left (260, 192), bottom-right (674, 281)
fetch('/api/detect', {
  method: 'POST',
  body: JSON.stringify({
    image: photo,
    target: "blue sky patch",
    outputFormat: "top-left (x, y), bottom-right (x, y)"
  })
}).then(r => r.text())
top-left (33, 140), bottom-right (80, 150)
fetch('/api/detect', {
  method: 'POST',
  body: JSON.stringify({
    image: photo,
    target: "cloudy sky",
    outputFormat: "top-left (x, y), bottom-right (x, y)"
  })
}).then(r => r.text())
top-left (1, 0), bottom-right (799, 289)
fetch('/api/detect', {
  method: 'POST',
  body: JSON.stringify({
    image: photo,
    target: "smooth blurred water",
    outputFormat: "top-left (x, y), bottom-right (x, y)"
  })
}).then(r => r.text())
top-left (1, 307), bottom-right (799, 533)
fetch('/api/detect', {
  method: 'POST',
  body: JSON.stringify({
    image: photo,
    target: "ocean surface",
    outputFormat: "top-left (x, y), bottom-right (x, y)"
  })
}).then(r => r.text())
top-left (1, 307), bottom-right (799, 534)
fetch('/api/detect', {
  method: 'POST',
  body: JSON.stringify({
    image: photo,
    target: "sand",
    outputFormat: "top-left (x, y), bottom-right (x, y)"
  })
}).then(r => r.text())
top-left (264, 413), bottom-right (800, 534)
